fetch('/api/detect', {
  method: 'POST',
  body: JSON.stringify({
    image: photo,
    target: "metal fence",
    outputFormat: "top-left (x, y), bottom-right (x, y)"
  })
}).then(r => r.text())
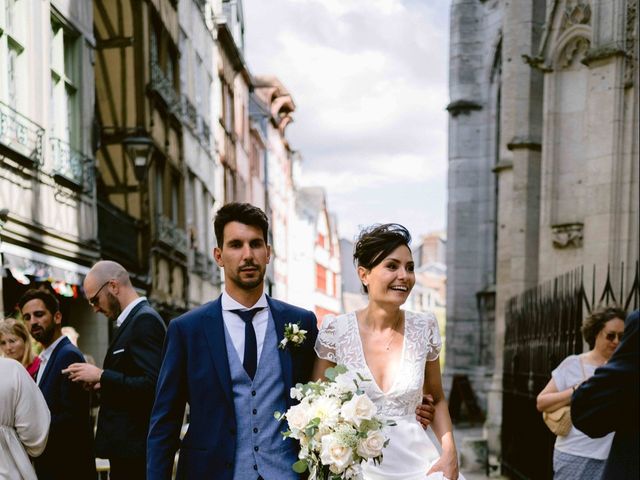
top-left (501, 262), bottom-right (639, 479)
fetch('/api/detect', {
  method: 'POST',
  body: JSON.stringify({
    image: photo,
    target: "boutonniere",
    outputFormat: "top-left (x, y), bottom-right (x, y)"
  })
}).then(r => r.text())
top-left (279, 323), bottom-right (308, 350)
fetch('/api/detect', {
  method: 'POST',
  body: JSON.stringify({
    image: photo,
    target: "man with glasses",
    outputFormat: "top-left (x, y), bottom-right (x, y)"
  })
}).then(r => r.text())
top-left (64, 260), bottom-right (166, 479)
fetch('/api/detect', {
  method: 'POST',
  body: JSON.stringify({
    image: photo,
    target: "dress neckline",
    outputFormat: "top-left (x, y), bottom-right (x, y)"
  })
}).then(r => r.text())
top-left (350, 310), bottom-right (408, 396)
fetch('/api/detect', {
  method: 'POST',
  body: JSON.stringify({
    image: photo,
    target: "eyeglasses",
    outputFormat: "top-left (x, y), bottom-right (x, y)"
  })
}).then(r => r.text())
top-left (604, 332), bottom-right (624, 342)
top-left (88, 280), bottom-right (111, 307)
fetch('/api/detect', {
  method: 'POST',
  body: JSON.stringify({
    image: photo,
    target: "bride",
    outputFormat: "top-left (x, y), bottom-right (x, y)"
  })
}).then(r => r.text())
top-left (312, 224), bottom-right (462, 480)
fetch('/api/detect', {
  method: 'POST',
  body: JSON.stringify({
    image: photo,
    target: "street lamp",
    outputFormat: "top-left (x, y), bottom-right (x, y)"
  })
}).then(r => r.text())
top-left (122, 135), bottom-right (155, 182)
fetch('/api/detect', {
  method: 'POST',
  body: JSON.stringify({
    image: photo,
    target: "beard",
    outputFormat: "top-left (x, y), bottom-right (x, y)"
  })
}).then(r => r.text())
top-left (32, 322), bottom-right (56, 346)
top-left (230, 262), bottom-right (266, 290)
top-left (105, 292), bottom-right (122, 321)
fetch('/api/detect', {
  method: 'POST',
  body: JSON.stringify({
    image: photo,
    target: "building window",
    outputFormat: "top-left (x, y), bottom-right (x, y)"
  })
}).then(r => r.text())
top-left (50, 16), bottom-right (79, 148)
top-left (316, 264), bottom-right (327, 292)
top-left (222, 79), bottom-right (234, 134)
top-left (1, 0), bottom-right (26, 110)
top-left (155, 163), bottom-right (165, 215)
top-left (224, 166), bottom-right (236, 203)
top-left (171, 173), bottom-right (180, 225)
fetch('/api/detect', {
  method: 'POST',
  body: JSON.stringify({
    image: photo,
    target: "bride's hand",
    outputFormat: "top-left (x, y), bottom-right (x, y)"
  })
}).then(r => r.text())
top-left (426, 452), bottom-right (459, 480)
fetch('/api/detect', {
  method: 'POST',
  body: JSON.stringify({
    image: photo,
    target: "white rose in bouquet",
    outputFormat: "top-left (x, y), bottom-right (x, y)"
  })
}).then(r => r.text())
top-left (320, 434), bottom-right (354, 474)
top-left (357, 429), bottom-right (386, 459)
top-left (340, 393), bottom-right (376, 426)
top-left (275, 365), bottom-right (393, 479)
top-left (310, 396), bottom-right (341, 428)
top-left (344, 463), bottom-right (363, 479)
top-left (286, 402), bottom-right (310, 437)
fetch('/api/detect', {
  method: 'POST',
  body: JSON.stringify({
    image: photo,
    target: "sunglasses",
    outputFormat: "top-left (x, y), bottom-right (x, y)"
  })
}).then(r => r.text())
top-left (604, 331), bottom-right (623, 342)
top-left (89, 280), bottom-right (112, 307)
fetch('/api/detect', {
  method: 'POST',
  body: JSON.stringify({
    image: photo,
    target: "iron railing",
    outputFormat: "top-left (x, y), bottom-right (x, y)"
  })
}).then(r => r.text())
top-left (181, 94), bottom-right (212, 152)
top-left (0, 100), bottom-right (44, 165)
top-left (97, 201), bottom-right (140, 269)
top-left (50, 137), bottom-right (94, 191)
top-left (155, 214), bottom-right (188, 256)
top-left (501, 262), bottom-right (639, 479)
top-left (150, 62), bottom-right (182, 117)
top-left (200, 120), bottom-right (211, 151)
top-left (181, 95), bottom-right (198, 131)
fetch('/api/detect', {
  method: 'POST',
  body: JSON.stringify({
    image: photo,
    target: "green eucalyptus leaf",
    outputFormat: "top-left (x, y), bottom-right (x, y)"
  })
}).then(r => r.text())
top-left (292, 460), bottom-right (308, 473)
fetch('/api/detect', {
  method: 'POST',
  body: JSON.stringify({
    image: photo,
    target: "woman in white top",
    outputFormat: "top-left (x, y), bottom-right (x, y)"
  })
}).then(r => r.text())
top-left (536, 306), bottom-right (626, 479)
top-left (313, 224), bottom-right (463, 480)
top-left (0, 357), bottom-right (50, 480)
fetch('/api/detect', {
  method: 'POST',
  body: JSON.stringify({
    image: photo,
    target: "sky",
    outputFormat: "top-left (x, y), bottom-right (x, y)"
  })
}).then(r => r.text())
top-left (243, 0), bottom-right (450, 243)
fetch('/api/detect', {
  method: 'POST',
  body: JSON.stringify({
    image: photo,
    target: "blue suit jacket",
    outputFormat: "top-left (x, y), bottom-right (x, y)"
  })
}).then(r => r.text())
top-left (572, 310), bottom-right (639, 479)
top-left (147, 296), bottom-right (318, 480)
top-left (35, 336), bottom-right (96, 480)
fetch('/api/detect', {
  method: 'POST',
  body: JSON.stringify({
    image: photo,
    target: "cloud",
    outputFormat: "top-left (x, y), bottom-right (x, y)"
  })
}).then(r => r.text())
top-left (244, 0), bottom-right (450, 239)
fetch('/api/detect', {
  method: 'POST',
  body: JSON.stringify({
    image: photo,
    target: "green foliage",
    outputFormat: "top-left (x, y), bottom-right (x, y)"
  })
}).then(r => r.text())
top-left (292, 460), bottom-right (308, 473)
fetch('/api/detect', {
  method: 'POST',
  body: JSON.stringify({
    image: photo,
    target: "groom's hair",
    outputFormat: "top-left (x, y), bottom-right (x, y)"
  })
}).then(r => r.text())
top-left (353, 223), bottom-right (412, 293)
top-left (214, 202), bottom-right (269, 247)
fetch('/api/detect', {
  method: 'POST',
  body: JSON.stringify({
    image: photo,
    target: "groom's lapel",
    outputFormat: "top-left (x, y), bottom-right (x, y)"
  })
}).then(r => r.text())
top-left (267, 296), bottom-right (293, 393)
top-left (202, 298), bottom-right (233, 407)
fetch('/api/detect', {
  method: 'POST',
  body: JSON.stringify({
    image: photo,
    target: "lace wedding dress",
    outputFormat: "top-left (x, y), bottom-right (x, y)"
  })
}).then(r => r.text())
top-left (315, 311), bottom-right (465, 480)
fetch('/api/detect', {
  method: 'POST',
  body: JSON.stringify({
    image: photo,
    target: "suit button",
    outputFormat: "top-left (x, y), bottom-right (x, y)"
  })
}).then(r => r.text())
top-left (229, 428), bottom-right (236, 435)
top-left (253, 464), bottom-right (258, 470)
top-left (226, 462), bottom-right (232, 469)
top-left (254, 446), bottom-right (259, 452)
top-left (251, 390), bottom-right (256, 396)
top-left (252, 409), bottom-right (257, 415)
top-left (253, 427), bottom-right (258, 433)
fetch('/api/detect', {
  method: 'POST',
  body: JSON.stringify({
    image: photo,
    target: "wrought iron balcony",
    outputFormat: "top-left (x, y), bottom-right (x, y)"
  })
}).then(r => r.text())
top-left (150, 62), bottom-right (182, 117)
top-left (200, 120), bottom-right (211, 151)
top-left (193, 250), bottom-right (210, 275)
top-left (98, 201), bottom-right (140, 269)
top-left (50, 137), bottom-right (94, 192)
top-left (193, 250), bottom-right (220, 283)
top-left (0, 100), bottom-right (44, 166)
top-left (155, 214), bottom-right (188, 256)
top-left (181, 95), bottom-right (198, 132)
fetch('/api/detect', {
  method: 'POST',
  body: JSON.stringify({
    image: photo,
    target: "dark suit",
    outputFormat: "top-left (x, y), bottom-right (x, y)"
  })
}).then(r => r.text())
top-left (95, 299), bottom-right (166, 477)
top-left (147, 296), bottom-right (318, 480)
top-left (35, 336), bottom-right (96, 480)
top-left (572, 310), bottom-right (639, 480)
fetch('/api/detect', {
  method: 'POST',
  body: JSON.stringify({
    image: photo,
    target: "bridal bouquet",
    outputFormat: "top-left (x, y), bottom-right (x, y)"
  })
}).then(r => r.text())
top-left (275, 365), bottom-right (393, 479)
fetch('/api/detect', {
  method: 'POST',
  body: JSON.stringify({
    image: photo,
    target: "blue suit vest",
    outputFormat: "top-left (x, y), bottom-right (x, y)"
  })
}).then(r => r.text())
top-left (224, 311), bottom-right (298, 480)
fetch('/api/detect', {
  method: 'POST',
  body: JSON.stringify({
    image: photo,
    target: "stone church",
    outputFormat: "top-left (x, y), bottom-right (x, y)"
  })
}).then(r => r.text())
top-left (446, 0), bottom-right (638, 462)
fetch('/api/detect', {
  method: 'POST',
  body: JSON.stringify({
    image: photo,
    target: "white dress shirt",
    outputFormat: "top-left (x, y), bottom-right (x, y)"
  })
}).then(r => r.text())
top-left (116, 296), bottom-right (147, 328)
top-left (221, 290), bottom-right (270, 363)
top-left (36, 335), bottom-right (66, 385)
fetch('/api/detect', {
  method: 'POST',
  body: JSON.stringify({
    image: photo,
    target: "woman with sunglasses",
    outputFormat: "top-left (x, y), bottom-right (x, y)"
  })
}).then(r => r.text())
top-left (536, 306), bottom-right (626, 479)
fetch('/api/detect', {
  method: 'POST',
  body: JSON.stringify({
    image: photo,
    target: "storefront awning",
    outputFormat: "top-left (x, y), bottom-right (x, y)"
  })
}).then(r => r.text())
top-left (1, 243), bottom-right (89, 294)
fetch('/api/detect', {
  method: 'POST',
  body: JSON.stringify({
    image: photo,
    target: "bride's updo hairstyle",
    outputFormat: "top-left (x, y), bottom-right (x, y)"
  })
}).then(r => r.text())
top-left (353, 223), bottom-right (412, 293)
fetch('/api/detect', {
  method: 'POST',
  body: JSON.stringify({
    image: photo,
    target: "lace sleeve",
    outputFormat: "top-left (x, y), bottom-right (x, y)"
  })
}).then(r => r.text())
top-left (424, 311), bottom-right (442, 361)
top-left (314, 315), bottom-right (337, 362)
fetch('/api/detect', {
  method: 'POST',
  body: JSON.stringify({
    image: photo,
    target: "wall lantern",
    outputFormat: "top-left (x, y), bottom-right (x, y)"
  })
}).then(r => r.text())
top-left (122, 135), bottom-right (155, 183)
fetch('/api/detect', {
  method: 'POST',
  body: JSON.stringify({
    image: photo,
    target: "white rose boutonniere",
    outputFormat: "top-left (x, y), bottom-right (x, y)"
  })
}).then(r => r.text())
top-left (279, 322), bottom-right (308, 350)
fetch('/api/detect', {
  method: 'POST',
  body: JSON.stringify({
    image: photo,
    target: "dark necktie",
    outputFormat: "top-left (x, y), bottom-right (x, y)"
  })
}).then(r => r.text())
top-left (231, 308), bottom-right (263, 379)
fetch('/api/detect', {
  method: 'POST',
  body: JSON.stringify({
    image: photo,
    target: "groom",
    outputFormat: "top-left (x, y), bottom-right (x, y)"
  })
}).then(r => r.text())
top-left (147, 203), bottom-right (319, 479)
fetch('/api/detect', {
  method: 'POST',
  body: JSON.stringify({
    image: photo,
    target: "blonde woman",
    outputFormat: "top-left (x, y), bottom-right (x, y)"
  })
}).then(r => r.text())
top-left (0, 318), bottom-right (41, 379)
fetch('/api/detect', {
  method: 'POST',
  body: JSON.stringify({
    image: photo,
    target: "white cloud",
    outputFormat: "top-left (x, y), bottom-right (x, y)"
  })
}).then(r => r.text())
top-left (244, 0), bottom-right (450, 240)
